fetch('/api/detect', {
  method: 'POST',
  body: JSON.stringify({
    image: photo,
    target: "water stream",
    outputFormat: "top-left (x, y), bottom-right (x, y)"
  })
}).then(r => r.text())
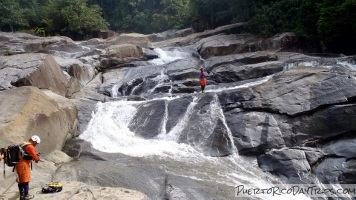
top-left (79, 48), bottom-right (315, 199)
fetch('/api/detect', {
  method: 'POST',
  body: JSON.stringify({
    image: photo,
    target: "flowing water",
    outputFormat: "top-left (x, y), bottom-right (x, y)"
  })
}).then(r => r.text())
top-left (79, 48), bottom-right (318, 199)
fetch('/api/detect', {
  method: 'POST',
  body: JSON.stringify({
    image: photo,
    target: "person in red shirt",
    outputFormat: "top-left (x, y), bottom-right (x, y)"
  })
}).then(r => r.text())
top-left (16, 135), bottom-right (41, 200)
top-left (199, 66), bottom-right (208, 93)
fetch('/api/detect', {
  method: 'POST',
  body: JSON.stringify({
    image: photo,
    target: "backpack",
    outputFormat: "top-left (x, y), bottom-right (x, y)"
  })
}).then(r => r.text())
top-left (2, 143), bottom-right (30, 175)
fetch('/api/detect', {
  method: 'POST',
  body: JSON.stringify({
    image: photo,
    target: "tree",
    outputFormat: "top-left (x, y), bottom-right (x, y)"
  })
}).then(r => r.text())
top-left (317, 0), bottom-right (356, 53)
top-left (87, 0), bottom-right (191, 34)
top-left (43, 0), bottom-right (109, 39)
top-left (150, 0), bottom-right (191, 32)
top-left (0, 0), bottom-right (28, 31)
top-left (188, 0), bottom-right (253, 31)
top-left (189, 0), bottom-right (230, 29)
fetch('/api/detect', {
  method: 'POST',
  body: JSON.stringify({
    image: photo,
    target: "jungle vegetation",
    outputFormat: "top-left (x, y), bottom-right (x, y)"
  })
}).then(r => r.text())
top-left (0, 0), bottom-right (355, 54)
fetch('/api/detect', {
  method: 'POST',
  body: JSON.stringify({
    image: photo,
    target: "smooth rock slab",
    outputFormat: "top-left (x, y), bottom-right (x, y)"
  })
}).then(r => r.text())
top-left (0, 181), bottom-right (149, 200)
top-left (0, 53), bottom-right (69, 96)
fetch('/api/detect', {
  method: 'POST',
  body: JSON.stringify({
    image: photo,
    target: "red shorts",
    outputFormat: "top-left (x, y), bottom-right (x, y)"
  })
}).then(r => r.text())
top-left (200, 79), bottom-right (207, 86)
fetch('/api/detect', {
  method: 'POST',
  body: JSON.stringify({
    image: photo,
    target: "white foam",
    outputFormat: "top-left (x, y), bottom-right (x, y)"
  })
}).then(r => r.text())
top-left (80, 94), bottom-right (310, 200)
top-left (149, 48), bottom-right (190, 65)
top-left (205, 75), bottom-right (272, 93)
top-left (80, 100), bottom-right (199, 157)
top-left (337, 60), bottom-right (356, 71)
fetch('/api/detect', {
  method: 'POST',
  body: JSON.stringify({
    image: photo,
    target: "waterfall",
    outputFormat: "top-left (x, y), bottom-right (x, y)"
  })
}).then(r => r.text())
top-left (205, 75), bottom-right (273, 93)
top-left (156, 97), bottom-right (198, 142)
top-left (148, 69), bottom-right (169, 94)
top-left (149, 48), bottom-right (191, 65)
top-left (211, 93), bottom-right (239, 155)
top-left (283, 58), bottom-right (356, 71)
top-left (80, 94), bottom-right (311, 200)
top-left (80, 48), bottom-right (314, 200)
top-left (283, 61), bottom-right (319, 70)
top-left (337, 60), bottom-right (356, 71)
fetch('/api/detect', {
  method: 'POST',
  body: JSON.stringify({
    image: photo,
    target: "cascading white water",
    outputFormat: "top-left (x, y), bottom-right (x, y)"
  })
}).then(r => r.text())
top-left (149, 48), bottom-right (191, 65)
top-left (111, 48), bottom-right (192, 98)
top-left (80, 94), bottom-right (311, 200)
top-left (205, 75), bottom-right (273, 93)
top-left (283, 58), bottom-right (356, 71)
top-left (80, 48), bottom-right (315, 199)
top-left (283, 61), bottom-right (319, 70)
top-left (337, 60), bottom-right (356, 71)
top-left (148, 69), bottom-right (170, 94)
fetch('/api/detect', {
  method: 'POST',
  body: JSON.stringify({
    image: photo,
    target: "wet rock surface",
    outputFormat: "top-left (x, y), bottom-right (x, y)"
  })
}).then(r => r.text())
top-left (1, 24), bottom-right (355, 199)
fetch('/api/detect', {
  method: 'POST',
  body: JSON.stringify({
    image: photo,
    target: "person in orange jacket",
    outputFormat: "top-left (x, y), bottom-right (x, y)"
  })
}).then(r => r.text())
top-left (199, 66), bottom-right (208, 93)
top-left (16, 135), bottom-right (41, 200)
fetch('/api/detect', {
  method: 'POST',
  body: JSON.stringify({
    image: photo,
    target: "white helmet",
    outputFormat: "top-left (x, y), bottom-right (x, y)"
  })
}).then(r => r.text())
top-left (31, 135), bottom-right (41, 144)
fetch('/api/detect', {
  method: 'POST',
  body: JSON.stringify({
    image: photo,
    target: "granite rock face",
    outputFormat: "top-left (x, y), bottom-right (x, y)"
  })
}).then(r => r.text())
top-left (0, 86), bottom-right (78, 155)
top-left (0, 24), bottom-right (355, 199)
top-left (0, 53), bottom-right (69, 96)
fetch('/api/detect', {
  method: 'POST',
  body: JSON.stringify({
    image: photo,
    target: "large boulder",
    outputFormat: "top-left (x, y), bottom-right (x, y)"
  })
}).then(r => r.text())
top-left (314, 139), bottom-right (356, 183)
top-left (18, 181), bottom-right (148, 200)
top-left (127, 94), bottom-right (233, 157)
top-left (109, 33), bottom-right (152, 48)
top-left (71, 72), bottom-right (107, 133)
top-left (95, 29), bottom-right (117, 39)
top-left (177, 94), bottom-right (234, 156)
top-left (106, 44), bottom-right (143, 59)
top-left (188, 32), bottom-right (315, 59)
top-left (261, 32), bottom-right (316, 53)
top-left (203, 52), bottom-right (280, 83)
top-left (242, 65), bottom-right (356, 116)
top-left (0, 32), bottom-right (83, 56)
top-left (204, 51), bottom-right (278, 71)
top-left (225, 111), bottom-right (286, 155)
top-left (313, 158), bottom-right (347, 184)
top-left (53, 56), bottom-right (97, 87)
top-left (53, 153), bottom-right (167, 200)
top-left (0, 86), bottom-right (79, 155)
top-left (68, 63), bottom-right (96, 86)
top-left (196, 33), bottom-right (263, 59)
top-left (0, 87), bottom-right (78, 195)
top-left (100, 44), bottom-right (144, 69)
top-left (113, 56), bottom-right (202, 96)
top-left (60, 142), bottom-right (238, 200)
top-left (257, 148), bottom-right (311, 183)
top-left (209, 61), bottom-right (284, 83)
top-left (153, 22), bottom-right (245, 48)
top-left (0, 151), bottom-right (148, 200)
top-left (148, 28), bottom-right (192, 42)
top-left (0, 53), bottom-right (70, 96)
top-left (129, 100), bottom-right (166, 138)
top-left (338, 159), bottom-right (356, 184)
top-left (291, 104), bottom-right (356, 144)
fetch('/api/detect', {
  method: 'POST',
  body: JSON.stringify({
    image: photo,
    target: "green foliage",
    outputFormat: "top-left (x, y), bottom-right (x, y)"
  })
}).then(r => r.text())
top-left (188, 0), bottom-right (355, 53)
top-left (35, 27), bottom-right (46, 37)
top-left (150, 0), bottom-right (191, 32)
top-left (0, 0), bottom-right (28, 31)
top-left (317, 0), bottom-right (356, 53)
top-left (246, 0), bottom-right (319, 38)
top-left (43, 0), bottom-right (109, 39)
top-left (87, 0), bottom-right (191, 34)
top-left (189, 0), bottom-right (231, 29)
top-left (245, 0), bottom-right (355, 54)
top-left (188, 0), bottom-right (252, 30)
top-left (0, 0), bottom-right (355, 53)
top-left (0, 0), bottom-right (108, 40)
top-left (245, 5), bottom-right (274, 37)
